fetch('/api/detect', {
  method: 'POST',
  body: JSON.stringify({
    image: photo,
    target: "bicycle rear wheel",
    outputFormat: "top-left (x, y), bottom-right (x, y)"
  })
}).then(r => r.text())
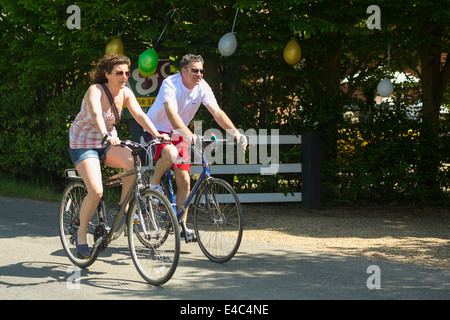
top-left (128, 188), bottom-right (180, 286)
top-left (193, 178), bottom-right (243, 263)
top-left (59, 181), bottom-right (100, 268)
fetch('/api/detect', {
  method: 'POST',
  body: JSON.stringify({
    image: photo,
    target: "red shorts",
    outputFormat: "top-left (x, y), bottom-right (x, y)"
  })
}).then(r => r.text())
top-left (153, 131), bottom-right (191, 173)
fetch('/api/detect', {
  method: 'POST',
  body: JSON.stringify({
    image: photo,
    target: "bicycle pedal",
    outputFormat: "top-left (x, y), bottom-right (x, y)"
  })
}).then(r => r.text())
top-left (180, 231), bottom-right (197, 243)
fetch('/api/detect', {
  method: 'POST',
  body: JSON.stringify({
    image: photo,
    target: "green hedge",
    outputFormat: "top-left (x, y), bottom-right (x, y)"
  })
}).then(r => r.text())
top-left (0, 83), bottom-right (131, 190)
top-left (1, 79), bottom-right (448, 204)
top-left (1, 0), bottom-right (448, 205)
top-left (329, 109), bottom-right (450, 206)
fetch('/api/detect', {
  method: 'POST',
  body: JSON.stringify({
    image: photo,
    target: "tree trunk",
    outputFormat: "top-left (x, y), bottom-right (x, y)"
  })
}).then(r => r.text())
top-left (418, 23), bottom-right (450, 197)
top-left (319, 33), bottom-right (343, 203)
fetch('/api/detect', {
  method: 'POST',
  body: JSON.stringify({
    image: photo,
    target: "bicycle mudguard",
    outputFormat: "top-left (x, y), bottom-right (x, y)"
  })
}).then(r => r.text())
top-left (65, 169), bottom-right (83, 182)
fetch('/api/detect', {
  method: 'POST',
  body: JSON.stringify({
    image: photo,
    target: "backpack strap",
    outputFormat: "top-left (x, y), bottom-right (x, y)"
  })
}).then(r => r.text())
top-left (100, 83), bottom-right (120, 124)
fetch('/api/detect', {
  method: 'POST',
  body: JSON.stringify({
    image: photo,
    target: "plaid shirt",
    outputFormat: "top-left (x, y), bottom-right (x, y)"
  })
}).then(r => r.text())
top-left (69, 99), bottom-right (118, 149)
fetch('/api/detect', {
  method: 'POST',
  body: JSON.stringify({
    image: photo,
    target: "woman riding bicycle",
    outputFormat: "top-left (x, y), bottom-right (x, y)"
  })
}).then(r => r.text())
top-left (69, 54), bottom-right (168, 259)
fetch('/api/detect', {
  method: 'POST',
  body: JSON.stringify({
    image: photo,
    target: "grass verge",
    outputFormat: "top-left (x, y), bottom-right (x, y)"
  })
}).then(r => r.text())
top-left (0, 177), bottom-right (61, 202)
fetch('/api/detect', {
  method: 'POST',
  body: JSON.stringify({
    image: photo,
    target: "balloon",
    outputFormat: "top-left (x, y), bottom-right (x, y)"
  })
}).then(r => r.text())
top-left (283, 39), bottom-right (301, 65)
top-left (218, 32), bottom-right (237, 56)
top-left (138, 66), bottom-right (156, 78)
top-left (377, 78), bottom-right (393, 97)
top-left (138, 48), bottom-right (158, 77)
top-left (105, 38), bottom-right (124, 55)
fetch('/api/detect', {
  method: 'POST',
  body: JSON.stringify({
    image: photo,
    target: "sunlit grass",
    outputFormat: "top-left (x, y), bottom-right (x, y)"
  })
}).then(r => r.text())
top-left (0, 177), bottom-right (61, 202)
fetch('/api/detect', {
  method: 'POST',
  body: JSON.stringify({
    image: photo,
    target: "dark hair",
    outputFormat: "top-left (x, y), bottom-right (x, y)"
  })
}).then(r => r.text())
top-left (90, 54), bottom-right (131, 84)
top-left (180, 54), bottom-right (204, 69)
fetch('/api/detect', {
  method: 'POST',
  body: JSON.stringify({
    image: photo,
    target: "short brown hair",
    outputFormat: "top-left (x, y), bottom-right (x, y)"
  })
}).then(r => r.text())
top-left (90, 54), bottom-right (131, 84)
top-left (180, 54), bottom-right (204, 69)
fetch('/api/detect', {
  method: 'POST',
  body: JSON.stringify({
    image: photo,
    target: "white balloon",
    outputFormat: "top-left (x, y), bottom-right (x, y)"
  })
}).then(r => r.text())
top-left (218, 32), bottom-right (237, 56)
top-left (377, 78), bottom-right (394, 97)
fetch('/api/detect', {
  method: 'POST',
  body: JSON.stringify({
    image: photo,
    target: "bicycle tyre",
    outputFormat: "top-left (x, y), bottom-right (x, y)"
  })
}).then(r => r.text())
top-left (193, 178), bottom-right (243, 263)
top-left (127, 188), bottom-right (180, 286)
top-left (59, 181), bottom-right (100, 268)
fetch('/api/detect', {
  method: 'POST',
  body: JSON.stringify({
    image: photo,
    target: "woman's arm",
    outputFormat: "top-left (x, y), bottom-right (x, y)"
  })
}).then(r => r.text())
top-left (124, 87), bottom-right (167, 140)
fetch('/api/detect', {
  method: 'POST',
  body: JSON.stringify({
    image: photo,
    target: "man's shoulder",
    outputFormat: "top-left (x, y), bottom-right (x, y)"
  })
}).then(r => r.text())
top-left (159, 73), bottom-right (180, 91)
top-left (198, 78), bottom-right (213, 93)
top-left (163, 73), bottom-right (181, 85)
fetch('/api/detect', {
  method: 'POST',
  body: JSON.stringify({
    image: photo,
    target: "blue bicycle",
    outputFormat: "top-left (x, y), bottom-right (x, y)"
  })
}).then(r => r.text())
top-left (143, 134), bottom-right (243, 263)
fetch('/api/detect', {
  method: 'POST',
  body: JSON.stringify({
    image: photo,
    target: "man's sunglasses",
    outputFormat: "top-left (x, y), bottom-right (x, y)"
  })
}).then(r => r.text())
top-left (114, 71), bottom-right (131, 77)
top-left (185, 67), bottom-right (204, 75)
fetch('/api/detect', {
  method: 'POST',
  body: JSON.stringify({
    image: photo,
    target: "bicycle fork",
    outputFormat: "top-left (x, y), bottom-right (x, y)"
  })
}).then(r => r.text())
top-left (136, 189), bottom-right (162, 241)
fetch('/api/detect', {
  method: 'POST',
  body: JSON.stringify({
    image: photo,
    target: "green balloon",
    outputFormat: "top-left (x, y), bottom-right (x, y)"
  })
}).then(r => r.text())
top-left (138, 48), bottom-right (158, 76)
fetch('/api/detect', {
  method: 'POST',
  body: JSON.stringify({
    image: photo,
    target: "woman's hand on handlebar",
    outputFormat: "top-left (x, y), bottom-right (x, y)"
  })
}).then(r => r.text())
top-left (103, 135), bottom-right (121, 146)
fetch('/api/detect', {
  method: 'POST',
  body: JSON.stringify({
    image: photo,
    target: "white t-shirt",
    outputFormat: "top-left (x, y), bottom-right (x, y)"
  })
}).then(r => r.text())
top-left (146, 73), bottom-right (217, 133)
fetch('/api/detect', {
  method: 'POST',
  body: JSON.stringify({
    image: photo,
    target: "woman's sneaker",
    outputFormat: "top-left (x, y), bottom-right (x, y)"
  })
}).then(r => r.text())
top-left (73, 230), bottom-right (90, 259)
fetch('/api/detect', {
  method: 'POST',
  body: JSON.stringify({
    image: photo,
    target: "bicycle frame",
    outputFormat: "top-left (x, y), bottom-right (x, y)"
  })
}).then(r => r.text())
top-left (164, 139), bottom-right (216, 223)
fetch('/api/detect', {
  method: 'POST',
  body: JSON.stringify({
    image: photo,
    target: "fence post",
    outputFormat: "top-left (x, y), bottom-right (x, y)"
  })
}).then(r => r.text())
top-left (302, 129), bottom-right (320, 209)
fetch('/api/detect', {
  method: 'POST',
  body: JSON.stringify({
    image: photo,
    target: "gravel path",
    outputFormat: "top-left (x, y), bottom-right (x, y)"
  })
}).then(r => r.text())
top-left (242, 205), bottom-right (450, 273)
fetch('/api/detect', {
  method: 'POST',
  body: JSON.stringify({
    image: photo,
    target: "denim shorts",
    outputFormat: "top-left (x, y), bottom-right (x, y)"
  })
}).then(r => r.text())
top-left (69, 146), bottom-right (111, 166)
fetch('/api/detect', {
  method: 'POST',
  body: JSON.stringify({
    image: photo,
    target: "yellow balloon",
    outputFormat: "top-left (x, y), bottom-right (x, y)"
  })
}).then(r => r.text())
top-left (283, 39), bottom-right (301, 65)
top-left (105, 38), bottom-right (124, 55)
top-left (138, 66), bottom-right (156, 78)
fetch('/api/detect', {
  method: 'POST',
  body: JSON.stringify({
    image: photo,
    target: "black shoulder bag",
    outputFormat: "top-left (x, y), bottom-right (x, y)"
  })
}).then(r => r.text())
top-left (100, 83), bottom-right (121, 124)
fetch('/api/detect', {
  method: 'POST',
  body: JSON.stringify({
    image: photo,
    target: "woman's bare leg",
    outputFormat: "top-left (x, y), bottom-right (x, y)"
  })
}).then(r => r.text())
top-left (75, 158), bottom-right (103, 245)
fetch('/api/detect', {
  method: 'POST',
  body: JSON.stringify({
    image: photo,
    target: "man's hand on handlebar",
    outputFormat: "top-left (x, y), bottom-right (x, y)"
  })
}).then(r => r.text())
top-left (235, 133), bottom-right (248, 150)
top-left (157, 133), bottom-right (171, 143)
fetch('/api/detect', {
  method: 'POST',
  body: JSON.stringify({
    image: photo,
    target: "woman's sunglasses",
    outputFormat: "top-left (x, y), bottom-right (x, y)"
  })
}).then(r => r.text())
top-left (114, 71), bottom-right (131, 77)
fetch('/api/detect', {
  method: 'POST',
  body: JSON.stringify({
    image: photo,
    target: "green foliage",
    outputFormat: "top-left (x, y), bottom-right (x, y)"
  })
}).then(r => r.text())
top-left (0, 0), bottom-right (448, 205)
top-left (332, 110), bottom-right (450, 205)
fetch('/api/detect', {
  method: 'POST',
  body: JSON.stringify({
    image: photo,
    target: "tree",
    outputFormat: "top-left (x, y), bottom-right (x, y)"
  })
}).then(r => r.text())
top-left (0, 0), bottom-right (448, 203)
top-left (380, 0), bottom-right (450, 196)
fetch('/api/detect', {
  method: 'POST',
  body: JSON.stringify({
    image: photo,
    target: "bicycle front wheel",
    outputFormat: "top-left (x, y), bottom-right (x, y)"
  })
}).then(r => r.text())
top-left (59, 181), bottom-right (100, 268)
top-left (193, 178), bottom-right (244, 263)
top-left (128, 188), bottom-right (180, 286)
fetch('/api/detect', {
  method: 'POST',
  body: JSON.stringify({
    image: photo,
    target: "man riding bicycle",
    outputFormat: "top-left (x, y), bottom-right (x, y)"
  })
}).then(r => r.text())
top-left (144, 54), bottom-right (247, 241)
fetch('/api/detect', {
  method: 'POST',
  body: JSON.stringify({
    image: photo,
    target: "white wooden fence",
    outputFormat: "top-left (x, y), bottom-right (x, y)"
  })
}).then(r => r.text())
top-left (190, 135), bottom-right (302, 203)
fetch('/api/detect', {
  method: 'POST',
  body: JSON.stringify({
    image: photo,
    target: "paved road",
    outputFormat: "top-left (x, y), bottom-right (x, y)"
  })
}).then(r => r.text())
top-left (0, 196), bottom-right (449, 302)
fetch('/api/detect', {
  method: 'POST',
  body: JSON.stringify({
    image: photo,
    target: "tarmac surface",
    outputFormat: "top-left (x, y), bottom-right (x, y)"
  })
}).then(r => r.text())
top-left (0, 195), bottom-right (449, 302)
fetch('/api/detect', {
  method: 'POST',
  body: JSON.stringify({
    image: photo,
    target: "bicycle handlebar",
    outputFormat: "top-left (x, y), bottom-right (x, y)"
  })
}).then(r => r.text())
top-left (101, 137), bottom-right (168, 150)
